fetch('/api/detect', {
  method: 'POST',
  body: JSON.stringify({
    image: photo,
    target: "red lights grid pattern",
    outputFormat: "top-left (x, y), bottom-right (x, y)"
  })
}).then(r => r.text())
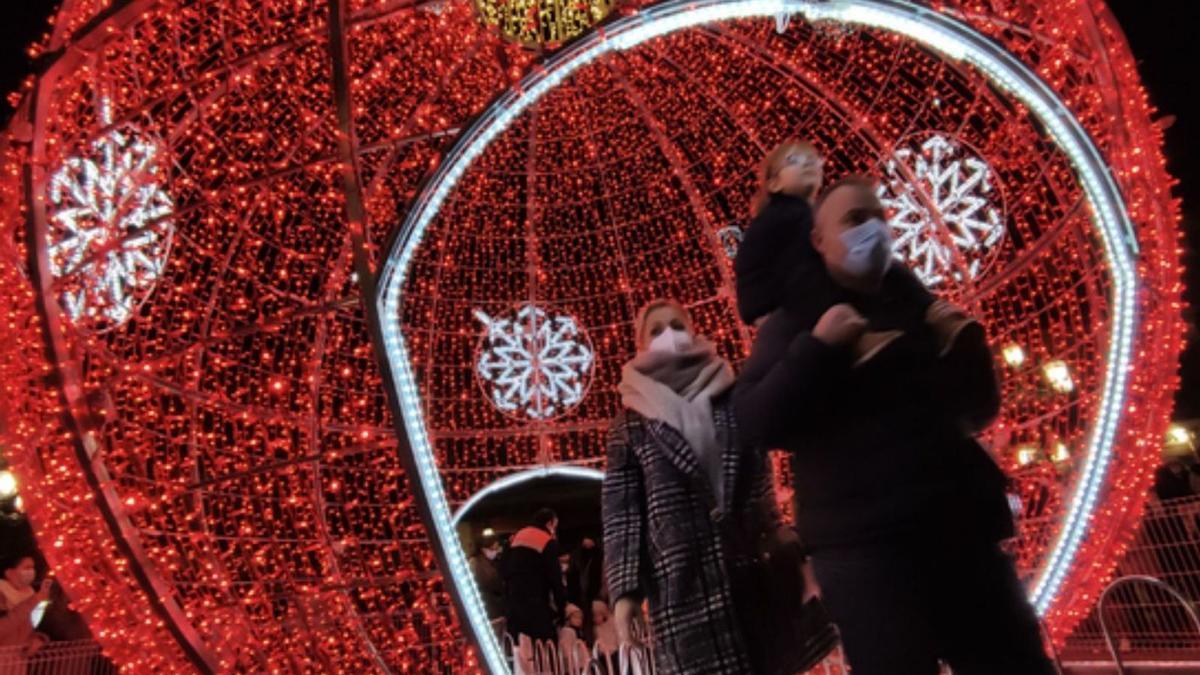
top-left (0, 0), bottom-right (1183, 672)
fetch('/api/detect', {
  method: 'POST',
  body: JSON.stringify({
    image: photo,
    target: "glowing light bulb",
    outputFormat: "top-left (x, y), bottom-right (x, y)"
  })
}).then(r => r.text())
top-left (1052, 442), bottom-right (1071, 463)
top-left (1042, 360), bottom-right (1074, 393)
top-left (0, 470), bottom-right (17, 499)
top-left (1002, 344), bottom-right (1026, 368)
top-left (1016, 446), bottom-right (1040, 467)
top-left (1166, 423), bottom-right (1195, 449)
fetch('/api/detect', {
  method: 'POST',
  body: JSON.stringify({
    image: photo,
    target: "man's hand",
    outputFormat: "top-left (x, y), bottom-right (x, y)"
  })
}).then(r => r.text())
top-left (925, 299), bottom-right (975, 356)
top-left (813, 304), bottom-right (867, 347)
top-left (926, 299), bottom-right (967, 326)
top-left (614, 596), bottom-right (644, 649)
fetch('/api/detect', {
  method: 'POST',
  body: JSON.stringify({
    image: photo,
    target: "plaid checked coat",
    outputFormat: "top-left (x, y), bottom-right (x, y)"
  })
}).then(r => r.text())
top-left (602, 393), bottom-right (793, 675)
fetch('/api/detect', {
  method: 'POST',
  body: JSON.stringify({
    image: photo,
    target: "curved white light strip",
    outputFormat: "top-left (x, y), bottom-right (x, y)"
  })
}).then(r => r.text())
top-left (451, 466), bottom-right (605, 526)
top-left (376, 1), bottom-right (1138, 669)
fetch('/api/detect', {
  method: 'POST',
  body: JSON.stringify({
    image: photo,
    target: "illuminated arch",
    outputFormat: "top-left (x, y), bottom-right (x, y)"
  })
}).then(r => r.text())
top-left (376, 1), bottom-right (1138, 670)
top-left (451, 466), bottom-right (604, 526)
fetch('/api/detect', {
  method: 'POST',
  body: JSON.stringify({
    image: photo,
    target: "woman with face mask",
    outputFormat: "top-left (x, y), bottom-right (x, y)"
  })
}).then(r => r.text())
top-left (602, 300), bottom-right (836, 675)
top-left (0, 553), bottom-right (50, 657)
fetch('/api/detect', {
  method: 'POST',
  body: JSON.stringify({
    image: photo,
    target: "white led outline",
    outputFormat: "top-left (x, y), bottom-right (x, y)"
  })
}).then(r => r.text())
top-left (375, 1), bottom-right (1139, 670)
top-left (451, 466), bottom-right (605, 526)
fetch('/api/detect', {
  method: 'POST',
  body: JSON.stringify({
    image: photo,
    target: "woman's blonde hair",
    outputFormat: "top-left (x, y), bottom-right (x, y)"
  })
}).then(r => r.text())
top-left (750, 139), bottom-right (818, 217)
top-left (634, 299), bottom-right (693, 349)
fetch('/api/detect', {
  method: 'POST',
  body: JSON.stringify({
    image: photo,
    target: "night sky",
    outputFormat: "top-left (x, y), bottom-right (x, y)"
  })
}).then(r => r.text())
top-left (2, 2), bottom-right (1197, 416)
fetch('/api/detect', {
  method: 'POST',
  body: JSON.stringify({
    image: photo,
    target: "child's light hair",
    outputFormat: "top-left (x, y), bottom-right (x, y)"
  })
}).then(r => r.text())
top-left (751, 139), bottom-right (818, 216)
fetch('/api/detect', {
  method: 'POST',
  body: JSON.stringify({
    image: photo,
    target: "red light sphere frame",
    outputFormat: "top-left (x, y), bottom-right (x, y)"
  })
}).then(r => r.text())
top-left (0, 0), bottom-right (1183, 672)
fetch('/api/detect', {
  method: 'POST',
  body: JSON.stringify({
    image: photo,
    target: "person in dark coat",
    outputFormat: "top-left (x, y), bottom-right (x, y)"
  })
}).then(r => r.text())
top-left (603, 299), bottom-right (835, 675)
top-left (733, 176), bottom-right (1056, 675)
top-left (468, 532), bottom-right (505, 621)
top-left (558, 550), bottom-right (583, 611)
top-left (501, 509), bottom-right (566, 643)
top-left (573, 535), bottom-right (603, 607)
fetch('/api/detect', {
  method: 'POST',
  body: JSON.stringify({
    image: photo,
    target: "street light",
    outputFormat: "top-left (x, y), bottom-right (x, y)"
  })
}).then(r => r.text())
top-left (1166, 423), bottom-right (1195, 450)
top-left (0, 469), bottom-right (18, 499)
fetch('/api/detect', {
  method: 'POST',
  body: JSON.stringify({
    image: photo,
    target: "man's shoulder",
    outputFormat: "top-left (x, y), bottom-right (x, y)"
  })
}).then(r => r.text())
top-left (883, 266), bottom-right (935, 306)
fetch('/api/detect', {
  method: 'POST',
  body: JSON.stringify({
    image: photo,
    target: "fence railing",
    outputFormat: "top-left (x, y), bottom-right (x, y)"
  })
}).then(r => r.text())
top-left (8, 495), bottom-right (1200, 673)
top-left (0, 639), bottom-right (116, 674)
top-left (499, 630), bottom-right (851, 675)
top-left (1065, 494), bottom-right (1200, 657)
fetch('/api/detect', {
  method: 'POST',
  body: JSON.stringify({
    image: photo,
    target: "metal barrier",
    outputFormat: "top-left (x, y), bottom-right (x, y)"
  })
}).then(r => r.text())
top-left (500, 630), bottom-right (852, 675)
top-left (13, 493), bottom-right (1200, 674)
top-left (0, 640), bottom-right (116, 675)
top-left (1065, 495), bottom-right (1200, 658)
top-left (1097, 575), bottom-right (1200, 674)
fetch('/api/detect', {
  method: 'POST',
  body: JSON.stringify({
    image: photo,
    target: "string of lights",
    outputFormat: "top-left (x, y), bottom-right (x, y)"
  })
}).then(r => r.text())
top-left (0, 0), bottom-right (1184, 671)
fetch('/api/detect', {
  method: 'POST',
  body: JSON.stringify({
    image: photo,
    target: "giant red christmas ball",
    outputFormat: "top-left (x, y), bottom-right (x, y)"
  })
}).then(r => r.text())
top-left (0, 0), bottom-right (1183, 672)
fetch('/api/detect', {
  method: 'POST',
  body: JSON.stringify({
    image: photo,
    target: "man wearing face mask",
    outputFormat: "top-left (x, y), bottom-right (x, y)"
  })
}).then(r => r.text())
top-left (734, 177), bottom-right (1054, 675)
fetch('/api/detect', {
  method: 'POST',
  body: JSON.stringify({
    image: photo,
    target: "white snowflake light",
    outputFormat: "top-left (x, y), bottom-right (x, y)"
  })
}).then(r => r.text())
top-left (878, 133), bottom-right (1005, 287)
top-left (46, 101), bottom-right (174, 333)
top-left (716, 224), bottom-right (744, 259)
top-left (473, 303), bottom-right (595, 421)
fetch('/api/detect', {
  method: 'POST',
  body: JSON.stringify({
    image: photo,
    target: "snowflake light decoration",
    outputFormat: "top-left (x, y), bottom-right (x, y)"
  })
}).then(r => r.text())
top-left (46, 103), bottom-right (174, 333)
top-left (0, 1), bottom-right (1183, 671)
top-left (473, 303), bottom-right (595, 421)
top-left (878, 133), bottom-right (1005, 287)
top-left (717, 224), bottom-right (744, 259)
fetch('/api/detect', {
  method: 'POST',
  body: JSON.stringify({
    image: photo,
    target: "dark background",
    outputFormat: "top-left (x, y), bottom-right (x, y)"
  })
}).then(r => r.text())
top-left (1, 2), bottom-right (1197, 416)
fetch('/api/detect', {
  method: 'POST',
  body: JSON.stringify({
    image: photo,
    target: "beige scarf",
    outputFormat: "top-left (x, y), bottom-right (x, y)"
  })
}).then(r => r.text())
top-left (618, 337), bottom-right (735, 503)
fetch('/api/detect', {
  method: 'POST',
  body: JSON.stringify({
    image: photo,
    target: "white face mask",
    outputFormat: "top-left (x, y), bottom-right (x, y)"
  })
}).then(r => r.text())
top-left (484, 548), bottom-right (500, 561)
top-left (839, 217), bottom-right (893, 283)
top-left (647, 327), bottom-right (693, 354)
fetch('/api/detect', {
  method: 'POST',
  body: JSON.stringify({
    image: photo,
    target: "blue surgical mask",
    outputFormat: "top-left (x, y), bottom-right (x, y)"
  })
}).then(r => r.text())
top-left (839, 217), bottom-right (893, 283)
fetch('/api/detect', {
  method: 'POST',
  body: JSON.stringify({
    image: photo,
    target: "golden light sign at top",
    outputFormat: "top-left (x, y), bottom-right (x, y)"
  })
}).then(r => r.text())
top-left (474, 0), bottom-right (617, 48)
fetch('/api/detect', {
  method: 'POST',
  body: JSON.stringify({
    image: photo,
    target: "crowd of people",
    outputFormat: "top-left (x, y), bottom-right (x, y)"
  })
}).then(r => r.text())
top-left (468, 509), bottom-right (619, 672)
